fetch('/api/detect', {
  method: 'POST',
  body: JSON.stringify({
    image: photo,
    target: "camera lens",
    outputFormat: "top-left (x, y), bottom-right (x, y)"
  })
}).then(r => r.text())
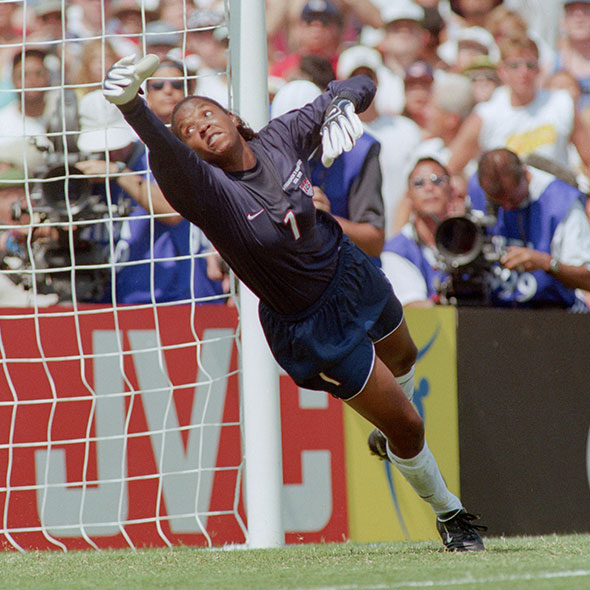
top-left (42, 165), bottom-right (91, 218)
top-left (435, 216), bottom-right (483, 267)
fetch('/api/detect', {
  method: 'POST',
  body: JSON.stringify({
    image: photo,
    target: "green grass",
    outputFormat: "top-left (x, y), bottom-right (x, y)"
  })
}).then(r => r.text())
top-left (1, 535), bottom-right (589, 590)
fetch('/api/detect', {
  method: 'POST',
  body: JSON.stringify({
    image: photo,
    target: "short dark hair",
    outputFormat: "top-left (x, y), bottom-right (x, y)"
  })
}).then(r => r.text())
top-left (299, 55), bottom-right (336, 91)
top-left (151, 59), bottom-right (196, 94)
top-left (171, 95), bottom-right (258, 141)
top-left (12, 48), bottom-right (47, 69)
top-left (477, 148), bottom-right (525, 198)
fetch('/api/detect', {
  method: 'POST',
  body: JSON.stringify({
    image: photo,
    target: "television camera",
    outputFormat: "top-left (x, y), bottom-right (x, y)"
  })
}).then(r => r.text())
top-left (434, 202), bottom-right (504, 306)
top-left (7, 90), bottom-right (130, 302)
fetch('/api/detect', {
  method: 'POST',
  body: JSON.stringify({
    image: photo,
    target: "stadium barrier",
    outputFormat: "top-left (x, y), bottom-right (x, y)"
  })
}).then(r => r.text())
top-left (1, 304), bottom-right (587, 550)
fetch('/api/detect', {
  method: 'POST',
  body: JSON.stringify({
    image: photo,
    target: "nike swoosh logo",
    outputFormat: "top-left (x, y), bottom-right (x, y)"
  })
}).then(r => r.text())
top-left (247, 209), bottom-right (264, 221)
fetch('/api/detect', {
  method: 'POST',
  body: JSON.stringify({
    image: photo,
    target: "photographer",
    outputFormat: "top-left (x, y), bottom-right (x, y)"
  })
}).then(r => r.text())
top-left (0, 164), bottom-right (58, 307)
top-left (468, 148), bottom-right (590, 311)
top-left (381, 156), bottom-right (463, 306)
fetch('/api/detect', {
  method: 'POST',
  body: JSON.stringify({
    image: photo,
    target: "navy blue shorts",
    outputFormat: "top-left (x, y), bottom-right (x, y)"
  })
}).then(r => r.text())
top-left (259, 237), bottom-right (404, 400)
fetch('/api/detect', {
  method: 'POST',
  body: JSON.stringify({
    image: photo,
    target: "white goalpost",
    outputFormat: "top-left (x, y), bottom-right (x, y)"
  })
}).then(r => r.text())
top-left (229, 0), bottom-right (284, 550)
top-left (0, 0), bottom-right (283, 552)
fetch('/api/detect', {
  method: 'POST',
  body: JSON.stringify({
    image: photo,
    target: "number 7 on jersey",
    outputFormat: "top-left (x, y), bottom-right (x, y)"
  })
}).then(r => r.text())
top-left (283, 210), bottom-right (301, 240)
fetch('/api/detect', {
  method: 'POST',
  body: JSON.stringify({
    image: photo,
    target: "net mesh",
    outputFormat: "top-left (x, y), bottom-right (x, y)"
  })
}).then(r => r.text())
top-left (0, 0), bottom-right (246, 551)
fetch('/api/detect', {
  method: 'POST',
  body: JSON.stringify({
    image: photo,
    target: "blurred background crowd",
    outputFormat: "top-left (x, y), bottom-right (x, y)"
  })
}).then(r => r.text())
top-left (0, 0), bottom-right (589, 311)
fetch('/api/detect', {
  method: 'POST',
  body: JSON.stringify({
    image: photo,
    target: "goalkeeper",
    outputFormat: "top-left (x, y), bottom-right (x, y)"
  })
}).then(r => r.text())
top-left (103, 54), bottom-right (485, 552)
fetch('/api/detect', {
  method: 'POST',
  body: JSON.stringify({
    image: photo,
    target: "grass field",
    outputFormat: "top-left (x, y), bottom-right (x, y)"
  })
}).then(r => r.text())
top-left (1, 534), bottom-right (589, 590)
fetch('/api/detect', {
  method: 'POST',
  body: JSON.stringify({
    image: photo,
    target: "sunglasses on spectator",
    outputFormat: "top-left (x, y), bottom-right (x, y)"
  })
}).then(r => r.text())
top-left (503, 60), bottom-right (538, 71)
top-left (467, 71), bottom-right (500, 82)
top-left (411, 174), bottom-right (448, 188)
top-left (147, 79), bottom-right (184, 91)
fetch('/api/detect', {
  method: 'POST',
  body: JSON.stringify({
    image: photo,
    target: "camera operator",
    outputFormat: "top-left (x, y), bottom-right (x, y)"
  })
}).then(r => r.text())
top-left (0, 164), bottom-right (58, 307)
top-left (469, 148), bottom-right (590, 311)
top-left (381, 156), bottom-right (464, 306)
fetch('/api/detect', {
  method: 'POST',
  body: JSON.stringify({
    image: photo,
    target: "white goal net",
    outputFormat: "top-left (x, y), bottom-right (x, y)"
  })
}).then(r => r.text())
top-left (0, 0), bottom-right (254, 551)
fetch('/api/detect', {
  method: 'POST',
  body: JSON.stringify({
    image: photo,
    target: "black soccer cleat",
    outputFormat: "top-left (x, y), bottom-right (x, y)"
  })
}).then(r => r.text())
top-left (436, 509), bottom-right (487, 552)
top-left (368, 428), bottom-right (388, 460)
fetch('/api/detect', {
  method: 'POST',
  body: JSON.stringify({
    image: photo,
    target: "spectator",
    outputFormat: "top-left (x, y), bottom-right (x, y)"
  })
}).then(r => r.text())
top-left (468, 148), bottom-right (590, 310)
top-left (545, 70), bottom-right (590, 193)
top-left (0, 2), bottom-right (21, 109)
top-left (337, 44), bottom-right (422, 238)
top-left (0, 48), bottom-right (57, 170)
top-left (501, 0), bottom-right (563, 53)
top-left (416, 1), bottom-right (447, 60)
top-left (462, 56), bottom-right (501, 104)
top-left (108, 0), bottom-right (157, 57)
top-left (29, 1), bottom-right (83, 87)
top-left (30, 1), bottom-right (65, 45)
top-left (377, 1), bottom-right (429, 78)
top-left (72, 39), bottom-right (120, 98)
top-left (437, 26), bottom-right (500, 73)
top-left (0, 164), bottom-right (59, 307)
top-left (158, 0), bottom-right (193, 31)
top-left (75, 89), bottom-right (139, 266)
top-left (554, 0), bottom-right (590, 113)
top-left (269, 0), bottom-right (345, 82)
top-left (448, 34), bottom-right (590, 178)
top-left (484, 5), bottom-right (555, 82)
top-left (337, 40), bottom-right (404, 116)
top-left (420, 71), bottom-right (476, 168)
top-left (266, 0), bottom-right (382, 63)
top-left (145, 20), bottom-right (182, 61)
top-left (185, 9), bottom-right (228, 107)
top-left (381, 157), bottom-right (461, 307)
top-left (443, 0), bottom-right (503, 40)
top-left (298, 54), bottom-right (338, 91)
top-left (395, 72), bottom-right (475, 234)
top-left (67, 0), bottom-right (113, 41)
top-left (65, 0), bottom-right (115, 72)
top-left (401, 60), bottom-right (434, 133)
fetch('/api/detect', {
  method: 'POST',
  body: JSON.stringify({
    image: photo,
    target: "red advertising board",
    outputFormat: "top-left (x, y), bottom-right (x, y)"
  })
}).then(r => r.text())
top-left (0, 305), bottom-right (347, 551)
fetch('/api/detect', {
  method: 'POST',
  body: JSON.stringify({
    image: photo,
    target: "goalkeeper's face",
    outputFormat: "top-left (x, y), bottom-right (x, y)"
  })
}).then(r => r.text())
top-left (174, 98), bottom-right (243, 169)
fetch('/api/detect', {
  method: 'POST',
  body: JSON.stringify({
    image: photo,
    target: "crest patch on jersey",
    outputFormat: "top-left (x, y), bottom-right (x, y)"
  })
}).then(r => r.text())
top-left (282, 159), bottom-right (314, 197)
top-left (299, 177), bottom-right (313, 197)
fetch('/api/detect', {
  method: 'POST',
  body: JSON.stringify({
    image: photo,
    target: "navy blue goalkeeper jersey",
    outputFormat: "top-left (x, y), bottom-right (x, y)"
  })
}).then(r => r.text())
top-left (121, 76), bottom-right (376, 314)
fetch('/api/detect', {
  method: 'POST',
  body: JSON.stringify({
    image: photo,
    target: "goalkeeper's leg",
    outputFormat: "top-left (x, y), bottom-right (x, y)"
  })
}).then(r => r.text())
top-left (346, 319), bottom-right (485, 551)
top-left (346, 326), bottom-right (461, 514)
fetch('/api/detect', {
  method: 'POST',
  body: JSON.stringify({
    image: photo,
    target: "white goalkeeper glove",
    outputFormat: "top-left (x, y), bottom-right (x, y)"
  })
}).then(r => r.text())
top-left (320, 97), bottom-right (364, 168)
top-left (103, 54), bottom-right (161, 106)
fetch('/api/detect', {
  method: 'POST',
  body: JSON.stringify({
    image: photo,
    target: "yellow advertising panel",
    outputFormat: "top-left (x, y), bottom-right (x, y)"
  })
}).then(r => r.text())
top-left (344, 306), bottom-right (459, 542)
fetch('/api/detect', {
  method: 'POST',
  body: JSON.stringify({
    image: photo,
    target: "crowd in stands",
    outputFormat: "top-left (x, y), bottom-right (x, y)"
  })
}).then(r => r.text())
top-left (0, 0), bottom-right (588, 311)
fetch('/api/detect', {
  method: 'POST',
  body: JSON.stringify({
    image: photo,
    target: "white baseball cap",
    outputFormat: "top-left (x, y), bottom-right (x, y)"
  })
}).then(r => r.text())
top-left (437, 26), bottom-right (500, 66)
top-left (381, 0), bottom-right (424, 25)
top-left (271, 80), bottom-right (322, 119)
top-left (337, 45), bottom-right (383, 79)
top-left (77, 90), bottom-right (138, 153)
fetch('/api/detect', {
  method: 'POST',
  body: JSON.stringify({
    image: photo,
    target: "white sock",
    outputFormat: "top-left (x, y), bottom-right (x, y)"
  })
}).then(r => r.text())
top-left (396, 366), bottom-right (415, 402)
top-left (386, 440), bottom-right (462, 515)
